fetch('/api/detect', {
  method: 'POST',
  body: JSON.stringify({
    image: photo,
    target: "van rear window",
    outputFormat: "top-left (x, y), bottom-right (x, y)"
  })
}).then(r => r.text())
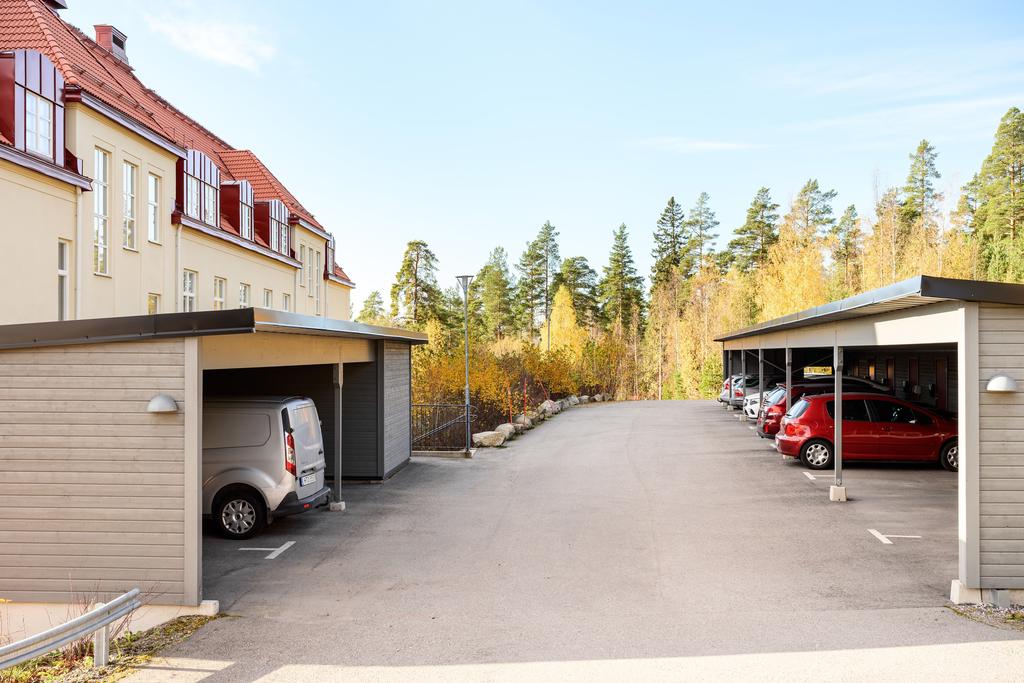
top-left (290, 404), bottom-right (321, 447)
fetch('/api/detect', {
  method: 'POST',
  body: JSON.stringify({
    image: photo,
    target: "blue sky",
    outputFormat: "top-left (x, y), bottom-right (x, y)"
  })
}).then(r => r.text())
top-left (64, 1), bottom-right (1024, 312)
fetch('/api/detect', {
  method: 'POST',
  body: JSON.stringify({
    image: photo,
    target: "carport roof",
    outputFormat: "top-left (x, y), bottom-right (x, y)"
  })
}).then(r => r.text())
top-left (715, 275), bottom-right (1024, 342)
top-left (0, 308), bottom-right (429, 350)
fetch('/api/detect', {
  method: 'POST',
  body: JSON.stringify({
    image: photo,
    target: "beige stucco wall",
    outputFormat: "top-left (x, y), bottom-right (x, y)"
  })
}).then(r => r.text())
top-left (3, 103), bottom-right (355, 324)
top-left (65, 103), bottom-right (178, 319)
top-left (0, 159), bottom-right (78, 323)
top-left (180, 230), bottom-right (296, 312)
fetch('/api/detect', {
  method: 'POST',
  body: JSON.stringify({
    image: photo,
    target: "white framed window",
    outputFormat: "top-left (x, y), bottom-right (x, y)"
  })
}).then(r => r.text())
top-left (57, 240), bottom-right (69, 321)
top-left (147, 293), bottom-right (160, 315)
top-left (147, 174), bottom-right (160, 243)
top-left (299, 245), bottom-right (306, 287)
top-left (315, 250), bottom-right (322, 315)
top-left (239, 283), bottom-right (251, 308)
top-left (185, 175), bottom-right (200, 219)
top-left (307, 248), bottom-right (316, 294)
top-left (25, 91), bottom-right (53, 158)
top-left (280, 223), bottom-right (289, 255)
top-left (213, 277), bottom-right (226, 310)
top-left (93, 149), bottom-right (110, 275)
top-left (240, 202), bottom-right (253, 240)
top-left (263, 289), bottom-right (273, 307)
top-left (122, 161), bottom-right (137, 250)
top-left (182, 270), bottom-right (197, 312)
top-left (282, 293), bottom-right (291, 312)
top-left (202, 183), bottom-right (218, 225)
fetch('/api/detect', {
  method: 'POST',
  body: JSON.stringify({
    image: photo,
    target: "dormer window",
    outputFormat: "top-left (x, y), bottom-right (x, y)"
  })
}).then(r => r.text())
top-left (253, 199), bottom-right (290, 257)
top-left (177, 150), bottom-right (220, 228)
top-left (1, 51), bottom-right (65, 165)
top-left (240, 202), bottom-right (253, 240)
top-left (202, 183), bottom-right (217, 225)
top-left (270, 213), bottom-right (288, 254)
top-left (25, 91), bottom-right (52, 157)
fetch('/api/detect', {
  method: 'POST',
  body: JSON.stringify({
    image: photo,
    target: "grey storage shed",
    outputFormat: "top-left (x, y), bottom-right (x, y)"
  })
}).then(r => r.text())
top-left (0, 308), bottom-right (426, 625)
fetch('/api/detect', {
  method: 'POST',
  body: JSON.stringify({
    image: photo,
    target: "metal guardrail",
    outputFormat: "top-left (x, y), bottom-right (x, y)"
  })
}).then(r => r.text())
top-left (0, 589), bottom-right (141, 670)
top-left (411, 403), bottom-right (477, 451)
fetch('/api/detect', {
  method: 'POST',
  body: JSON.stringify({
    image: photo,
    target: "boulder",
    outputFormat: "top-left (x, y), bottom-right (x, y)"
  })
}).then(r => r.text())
top-left (540, 399), bottom-right (559, 415)
top-left (525, 410), bottom-right (540, 422)
top-left (558, 399), bottom-right (569, 411)
top-left (579, 395), bottom-right (590, 404)
top-left (593, 394), bottom-right (604, 402)
top-left (495, 423), bottom-right (517, 440)
top-left (512, 423), bottom-right (526, 434)
top-left (568, 395), bottom-right (580, 406)
top-left (513, 414), bottom-right (533, 429)
top-left (473, 430), bottom-right (506, 447)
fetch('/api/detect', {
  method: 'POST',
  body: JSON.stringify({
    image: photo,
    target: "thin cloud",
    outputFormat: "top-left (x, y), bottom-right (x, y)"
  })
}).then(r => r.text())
top-left (638, 137), bottom-right (765, 153)
top-left (145, 13), bottom-right (276, 71)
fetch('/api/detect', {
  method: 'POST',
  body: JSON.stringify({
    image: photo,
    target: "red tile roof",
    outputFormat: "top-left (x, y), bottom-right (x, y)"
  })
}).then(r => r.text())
top-left (218, 149), bottom-right (323, 230)
top-left (333, 264), bottom-right (354, 285)
top-left (1, 0), bottom-right (350, 284)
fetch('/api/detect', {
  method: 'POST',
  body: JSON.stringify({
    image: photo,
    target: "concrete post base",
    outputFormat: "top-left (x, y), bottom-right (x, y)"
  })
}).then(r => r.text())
top-left (329, 501), bottom-right (346, 512)
top-left (829, 485), bottom-right (848, 502)
top-left (950, 580), bottom-right (1021, 606)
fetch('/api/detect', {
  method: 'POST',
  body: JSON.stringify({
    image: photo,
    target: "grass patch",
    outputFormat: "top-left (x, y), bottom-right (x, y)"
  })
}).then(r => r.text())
top-left (1, 614), bottom-right (218, 683)
top-left (947, 603), bottom-right (1024, 632)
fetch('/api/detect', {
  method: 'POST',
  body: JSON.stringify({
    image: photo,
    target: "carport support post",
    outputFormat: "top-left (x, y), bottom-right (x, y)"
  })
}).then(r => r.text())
top-left (785, 347), bottom-right (792, 413)
top-left (758, 348), bottom-right (764, 418)
top-left (727, 350), bottom-right (733, 409)
top-left (740, 349), bottom-right (747, 420)
top-left (831, 345), bottom-right (847, 502)
top-left (329, 364), bottom-right (345, 511)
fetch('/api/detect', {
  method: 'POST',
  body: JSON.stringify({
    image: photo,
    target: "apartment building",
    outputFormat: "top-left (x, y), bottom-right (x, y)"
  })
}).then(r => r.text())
top-left (0, 0), bottom-right (354, 325)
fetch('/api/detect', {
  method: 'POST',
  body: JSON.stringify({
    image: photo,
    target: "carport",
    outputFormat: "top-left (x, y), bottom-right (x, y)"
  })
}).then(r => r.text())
top-left (717, 275), bottom-right (1024, 605)
top-left (0, 309), bottom-right (426, 634)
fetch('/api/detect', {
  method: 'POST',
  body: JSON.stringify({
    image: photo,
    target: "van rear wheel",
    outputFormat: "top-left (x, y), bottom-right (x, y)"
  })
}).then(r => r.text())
top-left (214, 490), bottom-right (266, 540)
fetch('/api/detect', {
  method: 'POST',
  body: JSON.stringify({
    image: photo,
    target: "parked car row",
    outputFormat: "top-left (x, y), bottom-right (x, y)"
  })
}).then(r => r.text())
top-left (722, 374), bottom-right (959, 473)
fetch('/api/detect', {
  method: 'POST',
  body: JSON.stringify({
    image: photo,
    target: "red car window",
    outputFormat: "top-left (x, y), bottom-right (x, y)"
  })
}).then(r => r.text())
top-left (825, 399), bottom-right (871, 421)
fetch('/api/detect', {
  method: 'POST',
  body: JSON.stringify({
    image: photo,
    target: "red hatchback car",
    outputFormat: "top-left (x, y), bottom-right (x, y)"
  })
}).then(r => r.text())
top-left (775, 393), bottom-right (958, 471)
top-left (755, 377), bottom-right (887, 438)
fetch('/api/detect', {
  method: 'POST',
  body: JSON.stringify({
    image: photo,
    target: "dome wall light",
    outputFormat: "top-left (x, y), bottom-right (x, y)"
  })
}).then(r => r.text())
top-left (986, 373), bottom-right (1018, 393)
top-left (147, 394), bottom-right (180, 413)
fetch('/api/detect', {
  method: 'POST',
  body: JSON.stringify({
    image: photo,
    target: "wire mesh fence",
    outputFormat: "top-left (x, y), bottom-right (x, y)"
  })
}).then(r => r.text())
top-left (411, 403), bottom-right (478, 451)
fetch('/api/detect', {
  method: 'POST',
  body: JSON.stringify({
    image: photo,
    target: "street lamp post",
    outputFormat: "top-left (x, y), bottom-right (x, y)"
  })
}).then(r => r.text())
top-left (456, 275), bottom-right (474, 453)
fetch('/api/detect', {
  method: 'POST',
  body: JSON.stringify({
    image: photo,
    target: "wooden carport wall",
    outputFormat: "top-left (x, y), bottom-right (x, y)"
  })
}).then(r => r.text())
top-left (721, 300), bottom-right (1000, 603)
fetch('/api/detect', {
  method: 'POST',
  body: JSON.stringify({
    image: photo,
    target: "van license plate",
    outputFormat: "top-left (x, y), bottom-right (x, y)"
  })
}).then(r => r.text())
top-left (300, 474), bottom-right (317, 487)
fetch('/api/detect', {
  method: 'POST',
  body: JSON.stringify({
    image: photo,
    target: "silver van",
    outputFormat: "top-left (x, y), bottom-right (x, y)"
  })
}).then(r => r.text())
top-left (202, 396), bottom-right (331, 539)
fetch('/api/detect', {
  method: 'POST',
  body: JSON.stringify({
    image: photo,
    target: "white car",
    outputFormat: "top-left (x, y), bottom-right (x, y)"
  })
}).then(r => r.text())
top-left (743, 392), bottom-right (762, 419)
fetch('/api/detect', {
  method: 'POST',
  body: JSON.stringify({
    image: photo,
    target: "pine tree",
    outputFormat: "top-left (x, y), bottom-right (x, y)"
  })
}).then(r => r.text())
top-left (790, 179), bottom-right (837, 236)
top-left (726, 187), bottom-right (779, 271)
top-left (829, 205), bottom-right (863, 297)
top-left (685, 192), bottom-right (719, 269)
top-left (390, 240), bottom-right (442, 326)
top-left (515, 221), bottom-right (561, 341)
top-left (971, 108), bottom-right (1024, 279)
top-left (553, 256), bottom-right (600, 327)
top-left (476, 247), bottom-right (515, 340)
top-left (599, 224), bottom-right (645, 331)
top-left (651, 196), bottom-right (687, 286)
top-left (355, 290), bottom-right (387, 325)
top-left (901, 140), bottom-right (942, 232)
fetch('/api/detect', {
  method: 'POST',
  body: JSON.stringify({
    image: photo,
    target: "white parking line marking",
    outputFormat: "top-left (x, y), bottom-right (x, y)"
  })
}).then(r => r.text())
top-left (240, 540), bottom-right (295, 559)
top-left (868, 529), bottom-right (892, 544)
top-left (868, 529), bottom-right (922, 545)
top-left (803, 472), bottom-right (816, 481)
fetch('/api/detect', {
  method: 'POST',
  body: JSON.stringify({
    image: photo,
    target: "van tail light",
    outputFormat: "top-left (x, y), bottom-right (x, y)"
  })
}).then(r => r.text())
top-left (285, 432), bottom-right (297, 477)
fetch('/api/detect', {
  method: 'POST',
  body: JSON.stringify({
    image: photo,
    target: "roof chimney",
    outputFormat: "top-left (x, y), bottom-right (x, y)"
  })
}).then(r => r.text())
top-left (94, 25), bottom-right (129, 65)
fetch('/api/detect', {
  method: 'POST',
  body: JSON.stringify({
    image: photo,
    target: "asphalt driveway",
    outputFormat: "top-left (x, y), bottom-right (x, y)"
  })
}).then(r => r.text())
top-left (132, 401), bottom-right (1024, 681)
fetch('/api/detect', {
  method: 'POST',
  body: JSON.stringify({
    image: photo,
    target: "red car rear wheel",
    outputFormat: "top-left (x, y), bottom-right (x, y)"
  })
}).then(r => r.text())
top-left (800, 439), bottom-right (834, 470)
